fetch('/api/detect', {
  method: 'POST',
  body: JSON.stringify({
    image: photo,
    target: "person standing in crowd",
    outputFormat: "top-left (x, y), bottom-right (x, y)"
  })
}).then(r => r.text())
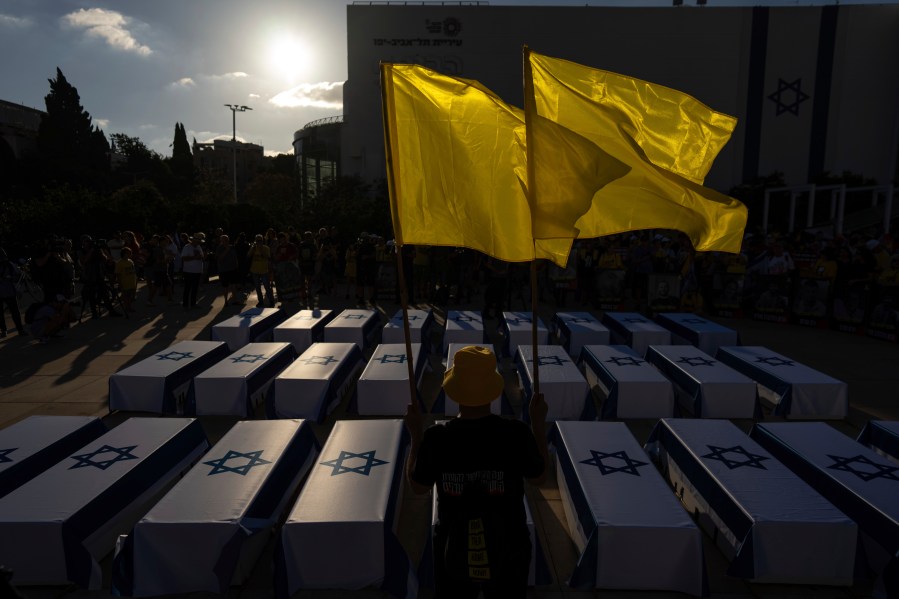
top-left (115, 246), bottom-right (137, 313)
top-left (405, 345), bottom-right (548, 599)
top-left (79, 236), bottom-right (121, 318)
top-left (0, 249), bottom-right (25, 337)
top-left (273, 232), bottom-right (301, 305)
top-left (483, 256), bottom-right (509, 319)
top-left (343, 241), bottom-right (357, 300)
top-left (216, 234), bottom-right (241, 306)
top-left (248, 234), bottom-right (274, 308)
top-left (234, 232), bottom-right (251, 294)
top-left (181, 234), bottom-right (204, 309)
top-left (355, 233), bottom-right (376, 306)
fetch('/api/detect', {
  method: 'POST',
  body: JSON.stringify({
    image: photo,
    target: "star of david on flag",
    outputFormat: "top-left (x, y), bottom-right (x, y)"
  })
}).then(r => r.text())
top-left (681, 318), bottom-right (707, 325)
top-left (605, 356), bottom-right (645, 367)
top-left (702, 445), bottom-right (769, 470)
top-left (320, 450), bottom-right (388, 476)
top-left (230, 354), bottom-right (267, 364)
top-left (156, 351), bottom-right (194, 361)
top-left (301, 355), bottom-right (339, 366)
top-left (453, 315), bottom-right (478, 323)
top-left (0, 448), bottom-right (17, 463)
top-left (204, 449), bottom-right (272, 475)
top-left (677, 356), bottom-right (716, 367)
top-left (755, 356), bottom-right (795, 367)
top-left (69, 445), bottom-right (139, 470)
top-left (537, 355), bottom-right (569, 367)
top-left (377, 354), bottom-right (407, 364)
top-left (827, 454), bottom-right (899, 482)
top-left (580, 449), bottom-right (648, 476)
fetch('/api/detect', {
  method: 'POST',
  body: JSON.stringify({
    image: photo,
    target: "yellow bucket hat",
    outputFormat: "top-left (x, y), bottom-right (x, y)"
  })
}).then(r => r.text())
top-left (443, 345), bottom-right (504, 407)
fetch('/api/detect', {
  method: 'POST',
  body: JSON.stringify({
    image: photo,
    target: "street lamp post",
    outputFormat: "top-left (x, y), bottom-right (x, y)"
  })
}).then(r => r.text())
top-left (224, 104), bottom-right (252, 202)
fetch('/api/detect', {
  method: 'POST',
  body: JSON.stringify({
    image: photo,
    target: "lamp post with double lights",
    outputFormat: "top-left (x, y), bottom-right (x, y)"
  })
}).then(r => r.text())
top-left (224, 104), bottom-right (252, 202)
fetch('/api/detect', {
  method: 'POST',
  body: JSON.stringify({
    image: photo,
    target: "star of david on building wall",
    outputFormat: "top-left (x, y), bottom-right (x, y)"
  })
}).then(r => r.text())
top-left (69, 445), bottom-right (139, 470)
top-left (702, 445), bottom-right (769, 470)
top-left (156, 351), bottom-right (195, 361)
top-left (580, 449), bottom-right (648, 476)
top-left (204, 449), bottom-right (272, 475)
top-left (320, 450), bottom-right (388, 476)
top-left (768, 78), bottom-right (809, 116)
top-left (827, 454), bottom-right (899, 482)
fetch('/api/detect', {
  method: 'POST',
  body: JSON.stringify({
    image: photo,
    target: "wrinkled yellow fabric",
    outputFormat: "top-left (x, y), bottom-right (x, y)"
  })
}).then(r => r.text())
top-left (382, 63), bottom-right (624, 266)
top-left (529, 51), bottom-right (747, 253)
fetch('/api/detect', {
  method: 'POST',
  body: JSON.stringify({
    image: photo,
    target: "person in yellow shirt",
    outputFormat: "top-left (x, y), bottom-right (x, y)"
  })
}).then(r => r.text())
top-left (247, 234), bottom-right (274, 308)
top-left (116, 247), bottom-right (137, 313)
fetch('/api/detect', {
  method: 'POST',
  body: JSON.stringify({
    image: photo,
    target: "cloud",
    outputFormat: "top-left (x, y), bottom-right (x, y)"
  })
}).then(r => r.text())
top-left (207, 72), bottom-right (249, 81)
top-left (170, 77), bottom-right (196, 89)
top-left (269, 81), bottom-right (343, 109)
top-left (61, 8), bottom-right (151, 56)
top-left (249, 93), bottom-right (261, 99)
top-left (0, 13), bottom-right (33, 28)
top-left (94, 118), bottom-right (110, 129)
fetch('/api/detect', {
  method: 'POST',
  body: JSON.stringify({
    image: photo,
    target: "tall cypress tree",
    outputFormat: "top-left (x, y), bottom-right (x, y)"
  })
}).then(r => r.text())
top-left (37, 68), bottom-right (109, 188)
top-left (170, 122), bottom-right (194, 181)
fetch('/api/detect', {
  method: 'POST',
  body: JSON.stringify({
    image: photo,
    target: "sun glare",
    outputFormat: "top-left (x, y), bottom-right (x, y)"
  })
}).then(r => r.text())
top-left (266, 34), bottom-right (310, 82)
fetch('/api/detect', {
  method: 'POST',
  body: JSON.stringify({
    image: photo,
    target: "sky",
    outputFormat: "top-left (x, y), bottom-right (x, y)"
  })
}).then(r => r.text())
top-left (0, 0), bottom-right (884, 158)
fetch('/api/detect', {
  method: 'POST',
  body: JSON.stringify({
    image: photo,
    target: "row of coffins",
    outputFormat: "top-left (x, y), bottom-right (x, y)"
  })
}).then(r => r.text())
top-left (1, 415), bottom-right (895, 595)
top-left (108, 307), bottom-right (847, 422)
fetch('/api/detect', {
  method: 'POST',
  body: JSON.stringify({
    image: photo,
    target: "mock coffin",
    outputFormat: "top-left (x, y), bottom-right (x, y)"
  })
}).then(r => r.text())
top-left (0, 417), bottom-right (208, 588)
top-left (192, 341), bottom-right (296, 417)
top-left (108, 340), bottom-right (230, 414)
top-left (579, 345), bottom-right (675, 419)
top-left (212, 307), bottom-right (289, 351)
top-left (647, 418), bottom-right (857, 585)
top-left (554, 421), bottom-right (706, 594)
top-left (0, 415), bottom-right (106, 499)
top-left (276, 419), bottom-right (416, 598)
top-left (113, 419), bottom-right (318, 596)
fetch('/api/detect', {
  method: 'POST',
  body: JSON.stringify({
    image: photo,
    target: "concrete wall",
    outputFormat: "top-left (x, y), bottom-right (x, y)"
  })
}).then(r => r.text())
top-left (343, 4), bottom-right (899, 191)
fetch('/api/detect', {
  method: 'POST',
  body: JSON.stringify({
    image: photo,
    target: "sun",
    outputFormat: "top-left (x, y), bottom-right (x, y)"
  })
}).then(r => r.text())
top-left (265, 34), bottom-right (310, 82)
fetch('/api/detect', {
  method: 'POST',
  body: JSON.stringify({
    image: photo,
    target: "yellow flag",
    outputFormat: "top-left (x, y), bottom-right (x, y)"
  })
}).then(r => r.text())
top-left (528, 51), bottom-right (747, 253)
top-left (380, 63), bottom-right (624, 266)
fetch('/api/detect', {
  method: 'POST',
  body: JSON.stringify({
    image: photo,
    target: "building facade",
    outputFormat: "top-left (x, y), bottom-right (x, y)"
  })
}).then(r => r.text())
top-left (340, 3), bottom-right (899, 193)
top-left (293, 116), bottom-right (343, 199)
top-left (192, 138), bottom-right (264, 201)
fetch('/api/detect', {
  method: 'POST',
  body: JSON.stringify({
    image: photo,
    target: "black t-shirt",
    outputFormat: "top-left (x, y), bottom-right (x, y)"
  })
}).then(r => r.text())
top-left (411, 415), bottom-right (543, 543)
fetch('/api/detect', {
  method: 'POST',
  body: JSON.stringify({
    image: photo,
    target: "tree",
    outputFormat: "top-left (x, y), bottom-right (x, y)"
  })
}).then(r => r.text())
top-left (170, 122), bottom-right (194, 180)
top-left (37, 68), bottom-right (109, 189)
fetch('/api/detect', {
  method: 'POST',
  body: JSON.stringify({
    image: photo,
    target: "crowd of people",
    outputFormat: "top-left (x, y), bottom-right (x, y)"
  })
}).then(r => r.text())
top-left (2, 222), bottom-right (898, 344)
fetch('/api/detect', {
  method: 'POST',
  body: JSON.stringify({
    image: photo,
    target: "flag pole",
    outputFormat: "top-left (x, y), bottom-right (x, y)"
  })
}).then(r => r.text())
top-left (379, 63), bottom-right (420, 409)
top-left (522, 45), bottom-right (541, 398)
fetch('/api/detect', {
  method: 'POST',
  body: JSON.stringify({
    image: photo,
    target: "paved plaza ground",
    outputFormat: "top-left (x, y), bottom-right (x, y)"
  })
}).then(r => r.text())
top-left (2, 279), bottom-right (898, 599)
